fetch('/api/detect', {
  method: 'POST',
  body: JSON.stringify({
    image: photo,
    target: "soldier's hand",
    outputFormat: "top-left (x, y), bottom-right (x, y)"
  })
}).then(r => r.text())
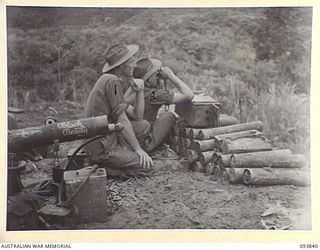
top-left (159, 66), bottom-right (175, 79)
top-left (132, 79), bottom-right (144, 92)
top-left (135, 148), bottom-right (153, 169)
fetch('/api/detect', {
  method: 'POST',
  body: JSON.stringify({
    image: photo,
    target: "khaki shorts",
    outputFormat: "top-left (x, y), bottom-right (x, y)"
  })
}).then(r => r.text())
top-left (86, 113), bottom-right (176, 179)
top-left (85, 119), bottom-right (152, 179)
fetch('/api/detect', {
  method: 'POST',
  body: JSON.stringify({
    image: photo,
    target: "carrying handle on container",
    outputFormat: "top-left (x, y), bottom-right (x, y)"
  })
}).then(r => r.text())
top-left (57, 135), bottom-right (104, 207)
top-left (58, 164), bottom-right (98, 207)
top-left (65, 135), bottom-right (104, 171)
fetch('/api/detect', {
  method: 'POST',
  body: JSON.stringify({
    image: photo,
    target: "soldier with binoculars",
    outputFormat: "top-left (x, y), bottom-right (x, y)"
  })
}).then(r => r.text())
top-left (129, 58), bottom-right (194, 152)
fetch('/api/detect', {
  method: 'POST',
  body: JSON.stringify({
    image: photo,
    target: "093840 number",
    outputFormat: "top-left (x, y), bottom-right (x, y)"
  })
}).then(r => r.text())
top-left (300, 244), bottom-right (318, 248)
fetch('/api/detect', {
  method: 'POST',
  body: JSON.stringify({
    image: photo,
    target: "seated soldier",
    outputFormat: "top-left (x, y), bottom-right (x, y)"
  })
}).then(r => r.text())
top-left (129, 58), bottom-right (194, 152)
top-left (84, 43), bottom-right (153, 179)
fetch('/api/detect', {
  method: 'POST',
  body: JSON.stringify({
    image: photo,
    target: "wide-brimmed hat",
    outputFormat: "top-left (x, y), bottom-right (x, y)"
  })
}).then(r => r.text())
top-left (102, 42), bottom-right (139, 73)
top-left (133, 58), bottom-right (163, 81)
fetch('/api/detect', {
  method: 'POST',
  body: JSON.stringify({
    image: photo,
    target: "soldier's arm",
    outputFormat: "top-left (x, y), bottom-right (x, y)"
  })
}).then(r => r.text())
top-left (125, 79), bottom-right (145, 121)
top-left (161, 67), bottom-right (194, 104)
top-left (124, 87), bottom-right (136, 105)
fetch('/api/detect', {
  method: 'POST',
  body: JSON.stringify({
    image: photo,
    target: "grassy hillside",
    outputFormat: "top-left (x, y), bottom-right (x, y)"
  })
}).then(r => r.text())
top-left (6, 7), bottom-right (312, 155)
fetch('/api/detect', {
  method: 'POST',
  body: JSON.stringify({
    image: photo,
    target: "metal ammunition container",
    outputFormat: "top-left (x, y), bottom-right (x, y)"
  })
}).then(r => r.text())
top-left (64, 166), bottom-right (107, 223)
top-left (175, 94), bottom-right (220, 128)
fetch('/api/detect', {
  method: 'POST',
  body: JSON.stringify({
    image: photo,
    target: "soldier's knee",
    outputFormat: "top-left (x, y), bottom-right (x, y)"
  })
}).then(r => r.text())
top-left (140, 119), bottom-right (151, 132)
top-left (159, 112), bottom-right (176, 126)
top-left (132, 119), bottom-right (151, 138)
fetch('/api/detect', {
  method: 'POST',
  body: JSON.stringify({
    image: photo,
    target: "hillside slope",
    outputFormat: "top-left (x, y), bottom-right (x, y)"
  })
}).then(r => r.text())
top-left (7, 7), bottom-right (312, 153)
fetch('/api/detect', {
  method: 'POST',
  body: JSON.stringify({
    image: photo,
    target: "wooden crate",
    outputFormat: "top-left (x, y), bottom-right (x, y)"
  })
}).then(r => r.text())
top-left (175, 95), bottom-right (220, 128)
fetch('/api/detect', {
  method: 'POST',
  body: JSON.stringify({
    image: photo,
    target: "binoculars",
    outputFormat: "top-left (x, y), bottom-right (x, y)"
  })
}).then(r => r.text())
top-left (156, 67), bottom-right (168, 80)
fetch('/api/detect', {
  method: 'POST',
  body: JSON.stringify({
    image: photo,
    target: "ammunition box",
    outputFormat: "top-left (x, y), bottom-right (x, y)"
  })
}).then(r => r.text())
top-left (64, 166), bottom-right (107, 223)
top-left (175, 95), bottom-right (220, 128)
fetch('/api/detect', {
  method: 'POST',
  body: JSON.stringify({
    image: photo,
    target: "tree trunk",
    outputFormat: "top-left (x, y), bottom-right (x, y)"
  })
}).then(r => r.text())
top-left (219, 114), bottom-right (239, 127)
top-left (242, 168), bottom-right (310, 186)
top-left (57, 45), bottom-right (62, 86)
top-left (192, 139), bottom-right (215, 152)
top-left (220, 136), bottom-right (273, 154)
top-left (197, 121), bottom-right (263, 140)
top-left (198, 151), bottom-right (214, 165)
top-left (214, 130), bottom-right (262, 148)
top-left (230, 149), bottom-right (306, 169)
top-left (228, 167), bottom-right (245, 183)
top-left (187, 149), bottom-right (199, 163)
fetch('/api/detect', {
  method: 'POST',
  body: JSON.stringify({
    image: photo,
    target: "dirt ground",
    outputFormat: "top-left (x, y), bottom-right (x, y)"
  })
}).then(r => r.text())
top-left (11, 101), bottom-right (311, 230)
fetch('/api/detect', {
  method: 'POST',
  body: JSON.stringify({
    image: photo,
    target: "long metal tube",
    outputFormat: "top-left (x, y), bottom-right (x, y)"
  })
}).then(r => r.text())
top-left (8, 115), bottom-right (122, 152)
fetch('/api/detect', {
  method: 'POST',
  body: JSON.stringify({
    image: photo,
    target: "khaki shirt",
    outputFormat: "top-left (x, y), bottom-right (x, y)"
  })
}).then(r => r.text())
top-left (143, 87), bottom-right (175, 122)
top-left (84, 74), bottom-right (128, 123)
top-left (84, 73), bottom-right (129, 160)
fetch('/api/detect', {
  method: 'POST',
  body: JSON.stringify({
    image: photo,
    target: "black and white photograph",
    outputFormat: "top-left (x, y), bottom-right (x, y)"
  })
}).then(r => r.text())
top-left (5, 5), bottom-right (314, 233)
